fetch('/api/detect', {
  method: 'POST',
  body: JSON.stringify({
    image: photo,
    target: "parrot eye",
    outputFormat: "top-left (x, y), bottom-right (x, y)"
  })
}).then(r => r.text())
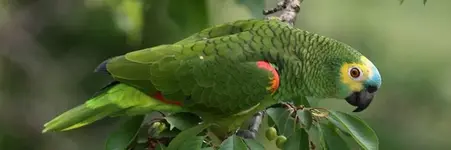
top-left (348, 67), bottom-right (363, 79)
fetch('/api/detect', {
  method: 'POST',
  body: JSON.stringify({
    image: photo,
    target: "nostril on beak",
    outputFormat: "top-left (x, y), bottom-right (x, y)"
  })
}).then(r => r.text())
top-left (367, 85), bottom-right (378, 93)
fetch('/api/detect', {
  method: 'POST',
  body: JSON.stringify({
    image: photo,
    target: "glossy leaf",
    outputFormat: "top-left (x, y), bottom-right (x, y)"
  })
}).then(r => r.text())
top-left (105, 115), bottom-right (145, 150)
top-left (165, 112), bottom-right (202, 130)
top-left (306, 123), bottom-right (325, 150)
top-left (266, 107), bottom-right (296, 137)
top-left (179, 136), bottom-right (205, 150)
top-left (283, 127), bottom-right (309, 150)
top-left (218, 135), bottom-right (248, 150)
top-left (243, 138), bottom-right (265, 150)
top-left (318, 122), bottom-right (350, 150)
top-left (155, 143), bottom-right (167, 150)
top-left (166, 123), bottom-right (211, 150)
top-left (326, 114), bottom-right (352, 137)
top-left (297, 109), bottom-right (313, 130)
top-left (327, 110), bottom-right (379, 150)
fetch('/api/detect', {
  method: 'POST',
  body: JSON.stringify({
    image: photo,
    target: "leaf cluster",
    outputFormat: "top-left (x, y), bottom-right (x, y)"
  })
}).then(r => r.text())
top-left (105, 99), bottom-right (378, 150)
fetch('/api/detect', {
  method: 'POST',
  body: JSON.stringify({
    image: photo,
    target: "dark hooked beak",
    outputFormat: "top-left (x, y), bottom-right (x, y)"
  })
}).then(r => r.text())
top-left (345, 85), bottom-right (378, 112)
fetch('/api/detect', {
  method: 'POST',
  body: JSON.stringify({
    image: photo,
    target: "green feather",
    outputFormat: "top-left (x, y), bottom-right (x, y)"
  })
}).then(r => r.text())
top-left (42, 83), bottom-right (183, 132)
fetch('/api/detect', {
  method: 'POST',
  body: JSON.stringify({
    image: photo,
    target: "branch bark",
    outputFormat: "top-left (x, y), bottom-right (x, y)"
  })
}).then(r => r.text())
top-left (264, 0), bottom-right (302, 26)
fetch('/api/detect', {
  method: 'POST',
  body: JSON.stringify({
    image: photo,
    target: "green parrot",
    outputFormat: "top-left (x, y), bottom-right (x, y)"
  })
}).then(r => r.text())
top-left (42, 18), bottom-right (382, 137)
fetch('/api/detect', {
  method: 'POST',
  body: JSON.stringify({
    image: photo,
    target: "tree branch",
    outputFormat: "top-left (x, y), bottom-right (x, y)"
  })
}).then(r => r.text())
top-left (264, 0), bottom-right (302, 26)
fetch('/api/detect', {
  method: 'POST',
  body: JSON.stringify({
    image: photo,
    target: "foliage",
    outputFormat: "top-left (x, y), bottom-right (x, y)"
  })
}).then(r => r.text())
top-left (104, 103), bottom-right (379, 150)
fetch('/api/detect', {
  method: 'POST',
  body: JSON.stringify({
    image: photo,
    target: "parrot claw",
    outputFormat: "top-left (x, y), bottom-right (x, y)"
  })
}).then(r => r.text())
top-left (236, 111), bottom-right (265, 139)
top-left (236, 129), bottom-right (257, 139)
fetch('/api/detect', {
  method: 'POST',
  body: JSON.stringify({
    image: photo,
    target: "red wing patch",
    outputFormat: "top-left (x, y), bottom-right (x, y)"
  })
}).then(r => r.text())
top-left (152, 91), bottom-right (183, 106)
top-left (256, 61), bottom-right (280, 94)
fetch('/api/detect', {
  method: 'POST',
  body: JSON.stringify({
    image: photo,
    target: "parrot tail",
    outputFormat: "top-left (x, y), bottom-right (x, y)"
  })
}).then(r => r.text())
top-left (42, 81), bottom-right (182, 133)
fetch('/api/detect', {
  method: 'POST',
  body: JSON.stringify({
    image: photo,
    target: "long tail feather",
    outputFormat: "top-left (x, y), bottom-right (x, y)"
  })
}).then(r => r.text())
top-left (42, 83), bottom-right (182, 133)
top-left (42, 103), bottom-right (120, 133)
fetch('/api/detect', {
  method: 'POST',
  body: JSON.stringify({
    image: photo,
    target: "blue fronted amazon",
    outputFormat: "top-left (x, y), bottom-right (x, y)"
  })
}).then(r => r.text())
top-left (42, 18), bottom-right (382, 137)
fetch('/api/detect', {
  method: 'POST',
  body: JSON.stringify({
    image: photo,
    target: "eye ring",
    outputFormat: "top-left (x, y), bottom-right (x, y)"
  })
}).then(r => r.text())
top-left (348, 67), bottom-right (363, 80)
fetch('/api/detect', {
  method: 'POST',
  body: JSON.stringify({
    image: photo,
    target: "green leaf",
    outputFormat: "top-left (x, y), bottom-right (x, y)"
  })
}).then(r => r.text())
top-left (399, 0), bottom-right (405, 4)
top-left (180, 136), bottom-right (205, 150)
top-left (326, 110), bottom-right (379, 150)
top-left (218, 135), bottom-right (248, 150)
top-left (105, 115), bottom-right (145, 150)
top-left (165, 112), bottom-right (202, 130)
top-left (201, 147), bottom-right (215, 150)
top-left (296, 109), bottom-right (313, 130)
top-left (317, 122), bottom-right (350, 150)
top-left (423, 0), bottom-right (428, 5)
top-left (307, 124), bottom-right (325, 150)
top-left (157, 128), bottom-right (181, 138)
top-left (235, 0), bottom-right (265, 18)
top-left (243, 139), bottom-right (265, 150)
top-left (283, 127), bottom-right (309, 150)
top-left (155, 143), bottom-right (167, 150)
top-left (326, 114), bottom-right (352, 137)
top-left (266, 108), bottom-right (296, 137)
top-left (166, 123), bottom-right (211, 150)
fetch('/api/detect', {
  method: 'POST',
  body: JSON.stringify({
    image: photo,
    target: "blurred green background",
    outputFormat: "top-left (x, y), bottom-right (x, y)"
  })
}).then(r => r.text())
top-left (1, 0), bottom-right (450, 149)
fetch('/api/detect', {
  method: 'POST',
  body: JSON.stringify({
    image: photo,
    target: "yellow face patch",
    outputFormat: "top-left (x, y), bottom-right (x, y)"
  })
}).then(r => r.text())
top-left (339, 56), bottom-right (374, 92)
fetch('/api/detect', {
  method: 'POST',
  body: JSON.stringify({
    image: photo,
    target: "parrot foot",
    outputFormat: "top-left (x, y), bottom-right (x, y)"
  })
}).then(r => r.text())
top-left (235, 111), bottom-right (265, 139)
top-left (236, 129), bottom-right (257, 139)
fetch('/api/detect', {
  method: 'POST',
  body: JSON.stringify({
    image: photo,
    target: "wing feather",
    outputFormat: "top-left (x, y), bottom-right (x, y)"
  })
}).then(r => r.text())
top-left (101, 20), bottom-right (282, 116)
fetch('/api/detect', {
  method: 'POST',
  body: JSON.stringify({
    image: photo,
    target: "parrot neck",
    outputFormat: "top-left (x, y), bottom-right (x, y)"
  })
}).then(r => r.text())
top-left (274, 62), bottom-right (335, 101)
top-left (272, 29), bottom-right (348, 100)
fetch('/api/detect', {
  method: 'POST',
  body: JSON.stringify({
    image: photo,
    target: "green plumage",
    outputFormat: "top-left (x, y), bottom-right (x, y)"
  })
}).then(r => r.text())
top-left (42, 83), bottom-right (183, 132)
top-left (42, 18), bottom-right (367, 135)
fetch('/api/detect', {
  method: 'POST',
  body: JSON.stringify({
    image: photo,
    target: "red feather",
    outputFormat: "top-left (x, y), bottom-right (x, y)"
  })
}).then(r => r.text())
top-left (256, 61), bottom-right (280, 93)
top-left (152, 91), bottom-right (182, 106)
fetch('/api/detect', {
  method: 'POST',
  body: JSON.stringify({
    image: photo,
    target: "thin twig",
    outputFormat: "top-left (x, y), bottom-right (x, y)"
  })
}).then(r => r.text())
top-left (264, 0), bottom-right (302, 26)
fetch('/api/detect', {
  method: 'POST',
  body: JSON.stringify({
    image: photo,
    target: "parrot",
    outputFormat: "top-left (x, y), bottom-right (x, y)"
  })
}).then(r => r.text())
top-left (42, 18), bottom-right (382, 138)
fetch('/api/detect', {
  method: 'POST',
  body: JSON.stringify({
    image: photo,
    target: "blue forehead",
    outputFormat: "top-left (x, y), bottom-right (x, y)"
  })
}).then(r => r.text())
top-left (365, 64), bottom-right (382, 88)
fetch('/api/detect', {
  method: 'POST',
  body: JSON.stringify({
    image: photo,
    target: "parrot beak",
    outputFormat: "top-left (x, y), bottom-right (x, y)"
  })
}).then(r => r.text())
top-left (345, 85), bottom-right (378, 112)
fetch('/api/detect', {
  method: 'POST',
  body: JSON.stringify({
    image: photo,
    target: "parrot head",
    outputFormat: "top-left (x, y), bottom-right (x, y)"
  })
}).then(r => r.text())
top-left (336, 55), bottom-right (382, 112)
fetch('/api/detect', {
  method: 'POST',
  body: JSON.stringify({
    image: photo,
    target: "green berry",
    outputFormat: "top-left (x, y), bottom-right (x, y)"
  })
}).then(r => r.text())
top-left (157, 122), bottom-right (167, 132)
top-left (275, 135), bottom-right (287, 149)
top-left (151, 122), bottom-right (161, 129)
top-left (265, 127), bottom-right (278, 141)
